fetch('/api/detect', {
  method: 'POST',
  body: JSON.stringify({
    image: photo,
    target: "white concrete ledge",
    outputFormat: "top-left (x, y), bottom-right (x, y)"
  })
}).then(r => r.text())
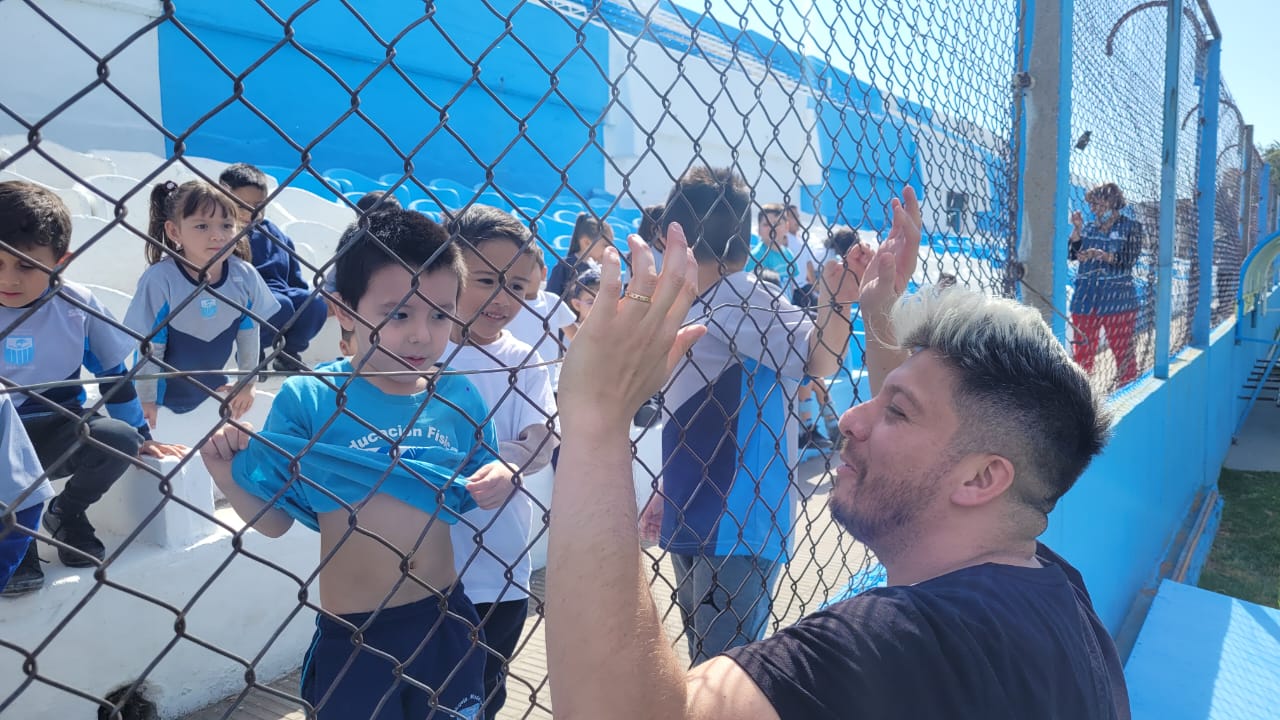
top-left (1, 504), bottom-right (319, 719)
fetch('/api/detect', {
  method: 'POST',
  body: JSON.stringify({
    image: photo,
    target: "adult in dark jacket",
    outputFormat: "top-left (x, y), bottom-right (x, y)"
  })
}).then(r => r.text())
top-left (220, 163), bottom-right (328, 371)
top-left (1069, 182), bottom-right (1147, 385)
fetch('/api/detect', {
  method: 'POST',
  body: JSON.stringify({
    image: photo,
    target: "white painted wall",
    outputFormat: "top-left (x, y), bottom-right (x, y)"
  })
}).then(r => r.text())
top-left (0, 0), bottom-right (166, 156)
top-left (914, 124), bottom-right (997, 237)
top-left (603, 17), bottom-right (823, 208)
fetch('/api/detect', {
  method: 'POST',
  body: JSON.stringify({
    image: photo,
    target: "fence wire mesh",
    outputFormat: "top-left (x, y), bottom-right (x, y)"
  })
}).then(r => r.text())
top-left (1244, 145), bottom-right (1264, 254)
top-left (1168, 1), bottom-right (1205, 359)
top-left (1068, 0), bottom-right (1168, 390)
top-left (0, 1), bottom-right (1265, 719)
top-left (1211, 82), bottom-right (1246, 327)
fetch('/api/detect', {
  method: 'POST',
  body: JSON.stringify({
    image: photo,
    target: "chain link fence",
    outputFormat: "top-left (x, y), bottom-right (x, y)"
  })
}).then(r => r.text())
top-left (0, 1), bottom-right (1266, 719)
top-left (1068, 0), bottom-right (1164, 389)
top-left (1210, 82), bottom-right (1245, 326)
top-left (1168, 0), bottom-right (1205, 359)
top-left (1244, 145), bottom-right (1265, 254)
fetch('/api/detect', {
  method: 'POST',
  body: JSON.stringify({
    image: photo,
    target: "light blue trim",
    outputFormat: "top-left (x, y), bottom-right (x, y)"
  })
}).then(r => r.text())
top-left (715, 358), bottom-right (792, 562)
top-left (1235, 229), bottom-right (1280, 338)
top-left (1153, 1), bottom-right (1183, 378)
top-left (1192, 38), bottom-right (1221, 347)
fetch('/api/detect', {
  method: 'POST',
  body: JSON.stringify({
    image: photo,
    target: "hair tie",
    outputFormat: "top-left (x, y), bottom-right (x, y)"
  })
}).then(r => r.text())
top-left (163, 180), bottom-right (178, 193)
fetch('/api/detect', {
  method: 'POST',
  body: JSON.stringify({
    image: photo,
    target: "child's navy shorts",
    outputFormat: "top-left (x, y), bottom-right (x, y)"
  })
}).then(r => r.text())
top-left (301, 584), bottom-right (486, 719)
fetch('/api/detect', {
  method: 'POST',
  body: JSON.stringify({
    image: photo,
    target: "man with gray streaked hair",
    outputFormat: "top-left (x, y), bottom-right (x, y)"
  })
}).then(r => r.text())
top-left (544, 193), bottom-right (1131, 719)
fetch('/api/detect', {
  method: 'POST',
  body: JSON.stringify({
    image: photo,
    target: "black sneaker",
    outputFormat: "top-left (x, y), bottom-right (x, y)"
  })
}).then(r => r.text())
top-left (1, 541), bottom-right (44, 596)
top-left (271, 352), bottom-right (309, 373)
top-left (800, 427), bottom-right (833, 451)
top-left (44, 500), bottom-right (105, 567)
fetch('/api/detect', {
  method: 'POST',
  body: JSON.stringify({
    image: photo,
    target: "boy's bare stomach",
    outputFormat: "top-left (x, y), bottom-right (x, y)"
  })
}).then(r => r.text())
top-left (315, 493), bottom-right (460, 616)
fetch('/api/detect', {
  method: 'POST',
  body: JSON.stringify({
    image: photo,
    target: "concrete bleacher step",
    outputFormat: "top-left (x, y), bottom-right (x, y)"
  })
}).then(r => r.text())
top-left (1125, 579), bottom-right (1280, 719)
top-left (0, 457), bottom-right (319, 720)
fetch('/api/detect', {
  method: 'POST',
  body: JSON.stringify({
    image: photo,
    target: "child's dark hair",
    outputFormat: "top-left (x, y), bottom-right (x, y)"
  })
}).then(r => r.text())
top-left (662, 166), bottom-right (751, 264)
top-left (824, 226), bottom-right (860, 256)
top-left (0, 181), bottom-right (72, 258)
top-left (638, 204), bottom-right (665, 248)
top-left (217, 163), bottom-right (269, 193)
top-left (147, 180), bottom-right (248, 265)
top-left (356, 190), bottom-right (401, 214)
top-left (447, 204), bottom-right (532, 254)
top-left (568, 267), bottom-right (601, 303)
top-left (334, 207), bottom-right (465, 308)
top-left (526, 241), bottom-right (546, 270)
top-left (570, 213), bottom-right (610, 255)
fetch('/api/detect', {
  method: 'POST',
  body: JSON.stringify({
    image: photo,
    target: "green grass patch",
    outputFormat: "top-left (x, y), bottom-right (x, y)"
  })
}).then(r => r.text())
top-left (1199, 468), bottom-right (1280, 608)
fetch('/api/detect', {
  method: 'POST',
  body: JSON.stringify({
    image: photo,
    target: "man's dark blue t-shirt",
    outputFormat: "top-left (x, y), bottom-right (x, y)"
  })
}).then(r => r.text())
top-left (725, 543), bottom-right (1130, 719)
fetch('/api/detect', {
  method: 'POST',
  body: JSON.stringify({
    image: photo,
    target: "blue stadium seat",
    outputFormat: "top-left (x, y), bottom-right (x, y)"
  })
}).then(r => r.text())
top-left (553, 207), bottom-right (584, 225)
top-left (261, 166), bottom-right (339, 198)
top-left (477, 190), bottom-right (514, 212)
top-left (423, 186), bottom-right (461, 210)
top-left (610, 207), bottom-right (642, 225)
top-left (607, 218), bottom-right (633, 240)
top-left (549, 234), bottom-right (573, 253)
top-left (325, 167), bottom-right (383, 193)
top-left (508, 190), bottom-right (546, 209)
top-left (428, 177), bottom-right (474, 200)
top-left (410, 197), bottom-right (451, 217)
top-left (587, 193), bottom-right (617, 211)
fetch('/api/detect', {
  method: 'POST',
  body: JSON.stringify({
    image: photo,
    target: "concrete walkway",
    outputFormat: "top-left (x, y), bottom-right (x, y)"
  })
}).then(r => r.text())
top-left (180, 457), bottom-right (868, 720)
top-left (1224, 401), bottom-right (1280, 473)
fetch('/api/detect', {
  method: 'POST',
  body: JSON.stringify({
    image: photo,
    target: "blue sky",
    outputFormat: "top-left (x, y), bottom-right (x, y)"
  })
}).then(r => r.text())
top-left (1212, 0), bottom-right (1277, 148)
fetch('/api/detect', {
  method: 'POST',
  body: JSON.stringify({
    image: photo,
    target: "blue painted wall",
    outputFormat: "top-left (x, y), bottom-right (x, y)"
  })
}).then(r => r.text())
top-left (159, 1), bottom-right (608, 197)
top-left (1044, 294), bottom-right (1280, 635)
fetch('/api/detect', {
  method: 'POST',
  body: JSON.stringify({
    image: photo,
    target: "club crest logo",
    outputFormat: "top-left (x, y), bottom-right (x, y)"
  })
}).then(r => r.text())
top-left (3, 336), bottom-right (34, 366)
top-left (200, 297), bottom-right (218, 318)
top-left (454, 696), bottom-right (483, 719)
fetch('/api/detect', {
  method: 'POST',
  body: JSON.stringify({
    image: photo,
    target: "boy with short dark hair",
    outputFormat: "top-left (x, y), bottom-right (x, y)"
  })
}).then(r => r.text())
top-left (219, 163), bottom-right (327, 371)
top-left (444, 204), bottom-right (559, 719)
top-left (201, 207), bottom-right (494, 719)
top-left (648, 166), bottom-right (868, 662)
top-left (0, 181), bottom-right (183, 596)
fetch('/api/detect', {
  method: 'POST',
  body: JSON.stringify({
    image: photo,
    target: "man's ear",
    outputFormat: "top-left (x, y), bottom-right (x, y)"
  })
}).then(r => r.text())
top-left (950, 454), bottom-right (1015, 508)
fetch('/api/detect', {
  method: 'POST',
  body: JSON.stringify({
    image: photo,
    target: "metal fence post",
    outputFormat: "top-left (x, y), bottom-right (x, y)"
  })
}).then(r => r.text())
top-left (1192, 37), bottom-right (1220, 346)
top-left (1259, 162), bottom-right (1272, 239)
top-left (1239, 125), bottom-right (1256, 250)
top-left (1153, 0), bottom-right (1183, 379)
top-left (1016, 0), bottom-right (1073, 340)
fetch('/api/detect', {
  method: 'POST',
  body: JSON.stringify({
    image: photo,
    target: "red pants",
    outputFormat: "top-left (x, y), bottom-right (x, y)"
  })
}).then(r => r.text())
top-left (1072, 311), bottom-right (1138, 384)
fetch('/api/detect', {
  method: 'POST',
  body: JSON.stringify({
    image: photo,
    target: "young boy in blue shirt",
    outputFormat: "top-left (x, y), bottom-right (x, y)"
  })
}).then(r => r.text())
top-left (219, 163), bottom-right (328, 371)
top-left (200, 208), bottom-right (496, 720)
top-left (0, 181), bottom-right (184, 596)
